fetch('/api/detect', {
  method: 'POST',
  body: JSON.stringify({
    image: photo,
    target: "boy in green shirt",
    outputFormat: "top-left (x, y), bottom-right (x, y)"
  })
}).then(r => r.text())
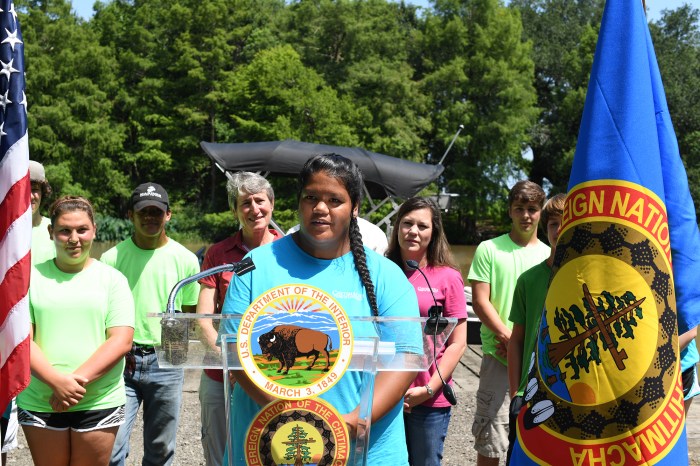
top-left (467, 180), bottom-right (549, 466)
top-left (505, 193), bottom-right (565, 464)
top-left (103, 183), bottom-right (199, 466)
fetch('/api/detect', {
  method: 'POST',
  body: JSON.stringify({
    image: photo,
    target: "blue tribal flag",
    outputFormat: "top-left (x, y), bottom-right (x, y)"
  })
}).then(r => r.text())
top-left (511, 0), bottom-right (700, 464)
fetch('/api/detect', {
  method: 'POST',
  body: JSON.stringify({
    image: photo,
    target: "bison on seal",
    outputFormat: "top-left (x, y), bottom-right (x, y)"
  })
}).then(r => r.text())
top-left (257, 325), bottom-right (332, 375)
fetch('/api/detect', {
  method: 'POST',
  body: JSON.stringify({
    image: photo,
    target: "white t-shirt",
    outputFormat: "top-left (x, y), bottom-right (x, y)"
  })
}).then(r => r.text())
top-left (286, 217), bottom-right (388, 254)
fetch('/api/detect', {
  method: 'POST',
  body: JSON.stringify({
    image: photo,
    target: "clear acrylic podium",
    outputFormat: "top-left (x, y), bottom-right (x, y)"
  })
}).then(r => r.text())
top-left (150, 313), bottom-right (456, 466)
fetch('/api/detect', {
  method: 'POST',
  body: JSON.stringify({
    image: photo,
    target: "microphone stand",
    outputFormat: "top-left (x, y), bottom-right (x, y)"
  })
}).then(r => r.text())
top-left (405, 260), bottom-right (457, 406)
top-left (160, 257), bottom-right (256, 364)
top-left (164, 257), bottom-right (255, 316)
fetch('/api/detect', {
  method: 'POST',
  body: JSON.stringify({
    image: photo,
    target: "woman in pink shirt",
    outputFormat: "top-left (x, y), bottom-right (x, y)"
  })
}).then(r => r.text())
top-left (386, 197), bottom-right (468, 466)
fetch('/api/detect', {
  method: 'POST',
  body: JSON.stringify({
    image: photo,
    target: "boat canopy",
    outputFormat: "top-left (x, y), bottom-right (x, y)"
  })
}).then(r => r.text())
top-left (201, 139), bottom-right (444, 230)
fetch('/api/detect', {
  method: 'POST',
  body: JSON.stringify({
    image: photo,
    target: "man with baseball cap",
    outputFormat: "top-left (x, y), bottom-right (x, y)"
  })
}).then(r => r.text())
top-left (102, 182), bottom-right (199, 466)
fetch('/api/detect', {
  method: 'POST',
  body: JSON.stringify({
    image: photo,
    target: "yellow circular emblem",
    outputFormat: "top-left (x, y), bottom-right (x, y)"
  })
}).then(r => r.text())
top-left (245, 398), bottom-right (350, 465)
top-left (237, 284), bottom-right (353, 399)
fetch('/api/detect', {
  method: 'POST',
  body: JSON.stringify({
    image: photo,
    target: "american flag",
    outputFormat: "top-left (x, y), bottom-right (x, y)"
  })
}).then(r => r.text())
top-left (0, 0), bottom-right (30, 414)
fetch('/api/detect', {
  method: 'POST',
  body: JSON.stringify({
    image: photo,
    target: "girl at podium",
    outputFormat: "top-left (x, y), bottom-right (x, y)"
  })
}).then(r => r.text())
top-left (220, 154), bottom-right (421, 465)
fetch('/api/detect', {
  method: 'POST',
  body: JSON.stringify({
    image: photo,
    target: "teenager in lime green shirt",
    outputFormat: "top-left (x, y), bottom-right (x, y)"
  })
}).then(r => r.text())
top-left (467, 180), bottom-right (549, 466)
top-left (18, 196), bottom-right (134, 466)
top-left (102, 183), bottom-right (199, 466)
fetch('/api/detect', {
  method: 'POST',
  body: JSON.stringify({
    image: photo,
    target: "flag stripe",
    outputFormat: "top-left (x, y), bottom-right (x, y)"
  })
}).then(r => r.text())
top-left (0, 337), bottom-right (30, 407)
top-left (0, 293), bottom-right (29, 368)
top-left (0, 168), bottom-right (32, 248)
top-left (0, 175), bottom-right (31, 283)
top-left (0, 133), bottom-right (29, 203)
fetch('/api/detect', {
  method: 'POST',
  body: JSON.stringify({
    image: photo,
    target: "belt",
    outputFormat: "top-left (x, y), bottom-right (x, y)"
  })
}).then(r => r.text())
top-left (132, 344), bottom-right (156, 355)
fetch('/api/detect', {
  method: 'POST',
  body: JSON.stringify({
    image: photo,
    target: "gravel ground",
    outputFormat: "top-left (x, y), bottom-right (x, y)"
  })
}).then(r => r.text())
top-left (6, 346), bottom-right (698, 465)
top-left (5, 348), bottom-right (484, 466)
top-left (6, 374), bottom-right (479, 466)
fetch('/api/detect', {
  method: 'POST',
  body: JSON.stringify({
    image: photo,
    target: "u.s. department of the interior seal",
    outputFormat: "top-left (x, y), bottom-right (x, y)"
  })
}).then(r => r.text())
top-left (238, 284), bottom-right (353, 399)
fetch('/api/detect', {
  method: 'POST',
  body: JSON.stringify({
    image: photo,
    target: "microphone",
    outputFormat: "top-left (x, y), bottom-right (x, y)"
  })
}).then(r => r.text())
top-left (405, 260), bottom-right (448, 334)
top-left (405, 260), bottom-right (457, 406)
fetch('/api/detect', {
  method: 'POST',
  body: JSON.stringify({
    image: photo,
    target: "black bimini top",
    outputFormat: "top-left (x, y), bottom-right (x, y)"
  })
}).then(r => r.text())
top-left (200, 139), bottom-right (444, 200)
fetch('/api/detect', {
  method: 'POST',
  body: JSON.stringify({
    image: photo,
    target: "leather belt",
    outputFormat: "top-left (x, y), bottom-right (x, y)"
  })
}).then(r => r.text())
top-left (133, 344), bottom-right (156, 355)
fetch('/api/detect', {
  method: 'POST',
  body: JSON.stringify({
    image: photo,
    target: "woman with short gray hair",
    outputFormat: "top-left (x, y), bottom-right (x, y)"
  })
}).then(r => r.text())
top-left (196, 172), bottom-right (282, 466)
top-left (226, 172), bottom-right (275, 212)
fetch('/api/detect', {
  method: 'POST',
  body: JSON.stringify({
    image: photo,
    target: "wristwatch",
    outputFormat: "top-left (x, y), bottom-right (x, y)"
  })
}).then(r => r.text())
top-left (424, 384), bottom-right (434, 396)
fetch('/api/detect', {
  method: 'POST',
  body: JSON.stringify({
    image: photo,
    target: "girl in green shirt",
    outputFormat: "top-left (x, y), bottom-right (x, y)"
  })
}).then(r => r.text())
top-left (17, 196), bottom-right (134, 466)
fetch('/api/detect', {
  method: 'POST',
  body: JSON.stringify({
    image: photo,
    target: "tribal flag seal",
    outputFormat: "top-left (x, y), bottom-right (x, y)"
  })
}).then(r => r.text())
top-left (510, 1), bottom-right (700, 465)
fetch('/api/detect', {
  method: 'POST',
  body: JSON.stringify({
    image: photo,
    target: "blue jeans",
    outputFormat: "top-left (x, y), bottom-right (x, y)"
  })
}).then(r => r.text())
top-left (109, 351), bottom-right (184, 466)
top-left (199, 372), bottom-right (226, 466)
top-left (404, 405), bottom-right (452, 466)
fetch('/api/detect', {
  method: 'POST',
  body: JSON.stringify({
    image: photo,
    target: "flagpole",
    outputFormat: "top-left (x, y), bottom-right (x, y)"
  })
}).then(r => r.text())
top-left (642, 0), bottom-right (646, 15)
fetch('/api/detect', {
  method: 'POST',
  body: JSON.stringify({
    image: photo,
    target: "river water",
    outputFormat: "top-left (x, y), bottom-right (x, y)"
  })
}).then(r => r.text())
top-left (451, 245), bottom-right (478, 284)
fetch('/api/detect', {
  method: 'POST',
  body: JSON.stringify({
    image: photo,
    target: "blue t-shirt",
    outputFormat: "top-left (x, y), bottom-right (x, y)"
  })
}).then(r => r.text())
top-left (220, 235), bottom-right (420, 465)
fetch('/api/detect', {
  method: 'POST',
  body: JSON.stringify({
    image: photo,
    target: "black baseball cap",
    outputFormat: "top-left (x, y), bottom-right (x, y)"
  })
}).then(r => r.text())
top-left (130, 182), bottom-right (169, 211)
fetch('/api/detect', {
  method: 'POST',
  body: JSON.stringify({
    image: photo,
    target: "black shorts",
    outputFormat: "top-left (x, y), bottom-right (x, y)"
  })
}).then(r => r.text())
top-left (1, 415), bottom-right (7, 448)
top-left (17, 405), bottom-right (125, 432)
top-left (682, 364), bottom-right (699, 400)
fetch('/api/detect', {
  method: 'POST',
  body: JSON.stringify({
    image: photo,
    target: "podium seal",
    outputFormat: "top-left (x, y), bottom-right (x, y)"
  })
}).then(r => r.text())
top-left (238, 284), bottom-right (353, 399)
top-left (244, 398), bottom-right (350, 465)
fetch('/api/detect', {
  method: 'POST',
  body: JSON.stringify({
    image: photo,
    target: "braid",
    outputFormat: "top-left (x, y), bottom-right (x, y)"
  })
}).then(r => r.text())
top-left (349, 216), bottom-right (378, 316)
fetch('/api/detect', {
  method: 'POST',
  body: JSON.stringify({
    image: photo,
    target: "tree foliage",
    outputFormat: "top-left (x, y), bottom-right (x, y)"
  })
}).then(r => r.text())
top-left (650, 5), bottom-right (700, 213)
top-left (509, 0), bottom-right (604, 195)
top-left (420, 0), bottom-right (538, 238)
top-left (20, 0), bottom-right (128, 213)
top-left (16, 0), bottom-right (700, 241)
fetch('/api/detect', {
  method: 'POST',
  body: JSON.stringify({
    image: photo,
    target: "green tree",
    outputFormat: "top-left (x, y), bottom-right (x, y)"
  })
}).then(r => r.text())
top-left (90, 0), bottom-right (288, 213)
top-left (229, 44), bottom-right (360, 146)
top-left (225, 43), bottom-right (364, 221)
top-left (19, 0), bottom-right (129, 214)
top-left (419, 0), bottom-right (539, 239)
top-left (650, 5), bottom-right (700, 219)
top-left (284, 0), bottom-right (431, 160)
top-left (509, 0), bottom-right (604, 195)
